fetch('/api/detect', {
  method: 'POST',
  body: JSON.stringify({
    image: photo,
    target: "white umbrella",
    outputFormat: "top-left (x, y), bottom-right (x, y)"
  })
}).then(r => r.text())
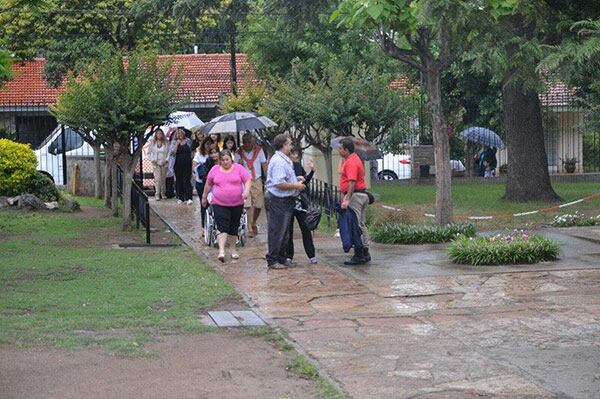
top-left (160, 111), bottom-right (204, 139)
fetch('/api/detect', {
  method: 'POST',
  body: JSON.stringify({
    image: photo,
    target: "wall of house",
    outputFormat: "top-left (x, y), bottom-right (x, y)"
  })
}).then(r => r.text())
top-left (66, 156), bottom-right (105, 197)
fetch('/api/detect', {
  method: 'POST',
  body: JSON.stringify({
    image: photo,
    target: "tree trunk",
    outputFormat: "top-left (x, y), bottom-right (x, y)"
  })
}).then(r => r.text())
top-left (122, 165), bottom-right (135, 230)
top-left (425, 66), bottom-right (453, 225)
top-left (502, 78), bottom-right (561, 202)
top-left (93, 143), bottom-right (103, 199)
top-left (229, 20), bottom-right (238, 96)
top-left (111, 157), bottom-right (118, 217)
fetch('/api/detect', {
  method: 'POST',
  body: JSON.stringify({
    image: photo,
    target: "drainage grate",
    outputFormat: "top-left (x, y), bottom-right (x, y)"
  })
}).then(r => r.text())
top-left (207, 310), bottom-right (266, 327)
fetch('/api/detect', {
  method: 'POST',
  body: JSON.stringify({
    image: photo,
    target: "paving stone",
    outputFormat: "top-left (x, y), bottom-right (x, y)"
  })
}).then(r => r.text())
top-left (208, 311), bottom-right (240, 327)
top-left (151, 201), bottom-right (600, 399)
top-left (230, 310), bottom-right (266, 326)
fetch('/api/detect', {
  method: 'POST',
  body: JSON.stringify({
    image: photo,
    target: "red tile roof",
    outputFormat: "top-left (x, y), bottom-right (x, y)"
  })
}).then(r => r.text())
top-left (539, 79), bottom-right (577, 107)
top-left (0, 54), bottom-right (255, 107)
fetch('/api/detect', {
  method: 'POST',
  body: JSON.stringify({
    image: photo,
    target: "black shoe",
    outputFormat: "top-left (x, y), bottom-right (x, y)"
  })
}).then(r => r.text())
top-left (344, 248), bottom-right (366, 266)
top-left (363, 248), bottom-right (371, 263)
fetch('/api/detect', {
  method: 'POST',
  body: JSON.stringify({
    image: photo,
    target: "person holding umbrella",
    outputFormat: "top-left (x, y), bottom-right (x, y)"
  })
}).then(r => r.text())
top-left (235, 132), bottom-right (267, 237)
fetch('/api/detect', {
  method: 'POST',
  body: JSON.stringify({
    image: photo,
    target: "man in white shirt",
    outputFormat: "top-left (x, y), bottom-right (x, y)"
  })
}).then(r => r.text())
top-left (234, 132), bottom-right (267, 237)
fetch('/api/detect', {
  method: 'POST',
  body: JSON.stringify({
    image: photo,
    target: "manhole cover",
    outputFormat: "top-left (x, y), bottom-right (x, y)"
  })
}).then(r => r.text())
top-left (207, 310), bottom-right (266, 327)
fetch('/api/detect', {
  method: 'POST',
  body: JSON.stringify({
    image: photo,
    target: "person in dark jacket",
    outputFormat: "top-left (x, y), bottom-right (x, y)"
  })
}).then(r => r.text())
top-left (286, 148), bottom-right (317, 264)
top-left (170, 128), bottom-right (193, 204)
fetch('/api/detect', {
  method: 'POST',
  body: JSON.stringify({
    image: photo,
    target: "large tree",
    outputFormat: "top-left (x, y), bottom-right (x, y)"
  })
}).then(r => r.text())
top-left (333, 0), bottom-right (519, 224)
top-left (52, 50), bottom-right (181, 229)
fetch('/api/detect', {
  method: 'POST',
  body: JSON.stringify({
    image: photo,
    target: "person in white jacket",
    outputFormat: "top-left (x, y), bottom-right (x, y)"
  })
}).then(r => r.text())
top-left (148, 129), bottom-right (169, 200)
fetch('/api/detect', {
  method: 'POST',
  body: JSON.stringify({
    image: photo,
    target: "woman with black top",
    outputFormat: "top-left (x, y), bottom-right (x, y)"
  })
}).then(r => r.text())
top-left (286, 148), bottom-right (317, 264)
top-left (171, 128), bottom-right (193, 204)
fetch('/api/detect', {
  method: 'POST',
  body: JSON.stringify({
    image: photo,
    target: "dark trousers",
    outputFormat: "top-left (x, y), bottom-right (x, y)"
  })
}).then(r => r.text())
top-left (174, 162), bottom-right (192, 201)
top-left (265, 192), bottom-right (296, 265)
top-left (286, 209), bottom-right (315, 260)
top-left (195, 181), bottom-right (207, 227)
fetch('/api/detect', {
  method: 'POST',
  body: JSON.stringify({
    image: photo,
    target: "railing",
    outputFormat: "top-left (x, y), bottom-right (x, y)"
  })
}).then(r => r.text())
top-left (117, 166), bottom-right (151, 244)
top-left (305, 178), bottom-right (341, 227)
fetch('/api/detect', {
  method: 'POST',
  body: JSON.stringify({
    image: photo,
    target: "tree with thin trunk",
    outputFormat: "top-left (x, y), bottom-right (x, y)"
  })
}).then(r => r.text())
top-left (52, 50), bottom-right (181, 229)
top-left (332, 0), bottom-right (519, 224)
top-left (264, 61), bottom-right (413, 190)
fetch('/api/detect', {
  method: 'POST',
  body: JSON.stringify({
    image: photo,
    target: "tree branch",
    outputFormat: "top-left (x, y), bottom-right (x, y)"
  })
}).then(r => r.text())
top-left (375, 30), bottom-right (423, 72)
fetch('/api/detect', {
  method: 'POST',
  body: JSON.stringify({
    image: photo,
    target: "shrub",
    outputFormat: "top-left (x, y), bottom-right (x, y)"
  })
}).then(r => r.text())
top-left (550, 212), bottom-right (600, 227)
top-left (0, 139), bottom-right (38, 196)
top-left (27, 171), bottom-right (60, 202)
top-left (448, 232), bottom-right (560, 265)
top-left (370, 222), bottom-right (476, 244)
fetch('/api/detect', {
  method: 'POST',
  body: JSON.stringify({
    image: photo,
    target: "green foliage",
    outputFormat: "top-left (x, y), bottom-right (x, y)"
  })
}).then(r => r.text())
top-left (26, 171), bottom-right (60, 201)
top-left (0, 207), bottom-right (237, 355)
top-left (288, 355), bottom-right (319, 379)
top-left (0, 0), bottom-right (201, 86)
top-left (370, 222), bottom-right (476, 245)
top-left (0, 139), bottom-right (37, 196)
top-left (52, 48), bottom-right (181, 156)
top-left (448, 233), bottom-right (560, 265)
top-left (583, 131), bottom-right (600, 172)
top-left (220, 83), bottom-right (268, 113)
top-left (0, 49), bottom-right (15, 83)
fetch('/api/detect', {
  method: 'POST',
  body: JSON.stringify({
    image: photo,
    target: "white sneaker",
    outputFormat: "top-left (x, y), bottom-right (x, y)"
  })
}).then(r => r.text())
top-left (186, 199), bottom-right (193, 205)
top-left (155, 197), bottom-right (161, 201)
top-left (177, 199), bottom-right (183, 204)
top-left (310, 257), bottom-right (318, 264)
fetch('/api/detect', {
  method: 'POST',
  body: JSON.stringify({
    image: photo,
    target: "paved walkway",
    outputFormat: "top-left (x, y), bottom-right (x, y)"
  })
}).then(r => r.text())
top-left (151, 199), bottom-right (600, 398)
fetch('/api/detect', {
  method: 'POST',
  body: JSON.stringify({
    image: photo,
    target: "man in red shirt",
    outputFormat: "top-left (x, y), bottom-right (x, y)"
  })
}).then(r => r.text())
top-left (337, 137), bottom-right (371, 265)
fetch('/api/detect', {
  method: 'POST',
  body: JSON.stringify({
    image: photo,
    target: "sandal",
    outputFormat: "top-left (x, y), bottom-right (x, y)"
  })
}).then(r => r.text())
top-left (231, 253), bottom-right (240, 260)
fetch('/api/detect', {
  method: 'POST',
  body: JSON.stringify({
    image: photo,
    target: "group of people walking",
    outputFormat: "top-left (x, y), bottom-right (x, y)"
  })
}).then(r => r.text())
top-left (146, 128), bottom-right (371, 268)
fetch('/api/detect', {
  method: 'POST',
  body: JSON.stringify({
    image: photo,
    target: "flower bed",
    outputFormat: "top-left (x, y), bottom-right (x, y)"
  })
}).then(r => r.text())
top-left (551, 212), bottom-right (600, 227)
top-left (448, 231), bottom-right (560, 265)
top-left (370, 223), bottom-right (476, 244)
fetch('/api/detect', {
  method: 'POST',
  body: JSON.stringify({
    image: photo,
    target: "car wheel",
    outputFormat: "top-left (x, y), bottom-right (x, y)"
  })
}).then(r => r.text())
top-left (378, 170), bottom-right (398, 180)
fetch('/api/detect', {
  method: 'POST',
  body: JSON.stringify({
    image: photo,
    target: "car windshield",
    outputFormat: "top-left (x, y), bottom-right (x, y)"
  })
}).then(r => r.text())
top-left (37, 126), bottom-right (61, 149)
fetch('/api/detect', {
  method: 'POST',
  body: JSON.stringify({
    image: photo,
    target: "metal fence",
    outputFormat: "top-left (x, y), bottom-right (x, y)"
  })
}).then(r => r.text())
top-left (305, 178), bottom-right (341, 227)
top-left (117, 166), bottom-right (151, 244)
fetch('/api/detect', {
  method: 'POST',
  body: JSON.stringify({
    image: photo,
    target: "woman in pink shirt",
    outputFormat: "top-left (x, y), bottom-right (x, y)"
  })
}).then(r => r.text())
top-left (201, 150), bottom-right (251, 262)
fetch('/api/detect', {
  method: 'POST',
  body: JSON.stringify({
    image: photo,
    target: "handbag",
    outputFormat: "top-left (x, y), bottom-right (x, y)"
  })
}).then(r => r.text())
top-left (303, 206), bottom-right (322, 231)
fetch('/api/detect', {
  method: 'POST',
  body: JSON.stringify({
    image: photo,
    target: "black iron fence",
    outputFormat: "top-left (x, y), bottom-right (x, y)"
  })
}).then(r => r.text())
top-left (117, 166), bottom-right (151, 244)
top-left (305, 178), bottom-right (341, 227)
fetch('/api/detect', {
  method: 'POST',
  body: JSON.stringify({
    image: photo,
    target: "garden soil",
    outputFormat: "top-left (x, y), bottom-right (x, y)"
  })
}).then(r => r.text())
top-left (0, 332), bottom-right (318, 399)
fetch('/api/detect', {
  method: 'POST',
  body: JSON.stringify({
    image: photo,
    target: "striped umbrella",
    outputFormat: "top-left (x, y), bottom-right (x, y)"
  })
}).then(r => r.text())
top-left (201, 112), bottom-right (278, 137)
top-left (461, 126), bottom-right (505, 148)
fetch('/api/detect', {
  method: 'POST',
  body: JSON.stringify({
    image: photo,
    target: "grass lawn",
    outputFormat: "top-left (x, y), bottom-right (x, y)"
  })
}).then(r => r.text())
top-left (372, 181), bottom-right (600, 230)
top-left (0, 200), bottom-right (238, 356)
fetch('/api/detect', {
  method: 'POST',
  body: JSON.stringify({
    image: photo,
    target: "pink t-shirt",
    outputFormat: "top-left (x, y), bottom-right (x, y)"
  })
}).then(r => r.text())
top-left (206, 163), bottom-right (250, 206)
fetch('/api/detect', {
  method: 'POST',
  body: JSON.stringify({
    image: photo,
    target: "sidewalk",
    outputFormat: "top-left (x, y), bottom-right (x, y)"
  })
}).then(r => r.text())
top-left (151, 198), bottom-right (600, 398)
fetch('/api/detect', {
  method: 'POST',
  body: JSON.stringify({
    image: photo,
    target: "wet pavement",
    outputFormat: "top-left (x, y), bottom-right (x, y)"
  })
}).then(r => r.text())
top-left (151, 198), bottom-right (600, 398)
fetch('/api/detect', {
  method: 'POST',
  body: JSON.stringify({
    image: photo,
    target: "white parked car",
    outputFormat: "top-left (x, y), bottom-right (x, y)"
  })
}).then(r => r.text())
top-left (377, 153), bottom-right (466, 180)
top-left (377, 153), bottom-right (412, 180)
top-left (35, 125), bottom-right (93, 185)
